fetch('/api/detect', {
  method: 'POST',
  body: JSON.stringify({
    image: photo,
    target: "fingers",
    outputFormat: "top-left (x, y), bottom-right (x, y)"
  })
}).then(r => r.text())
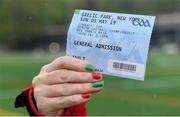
top-left (34, 69), bottom-right (102, 85)
top-left (33, 56), bottom-right (104, 116)
top-left (40, 56), bottom-right (95, 73)
top-left (40, 94), bottom-right (91, 114)
top-left (38, 82), bottom-right (104, 97)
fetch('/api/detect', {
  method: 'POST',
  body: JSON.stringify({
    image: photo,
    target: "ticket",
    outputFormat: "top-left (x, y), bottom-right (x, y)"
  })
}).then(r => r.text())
top-left (66, 9), bottom-right (155, 81)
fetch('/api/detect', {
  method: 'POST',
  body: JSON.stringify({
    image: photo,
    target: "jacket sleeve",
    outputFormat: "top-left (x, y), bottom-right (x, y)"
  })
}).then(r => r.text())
top-left (14, 86), bottom-right (87, 116)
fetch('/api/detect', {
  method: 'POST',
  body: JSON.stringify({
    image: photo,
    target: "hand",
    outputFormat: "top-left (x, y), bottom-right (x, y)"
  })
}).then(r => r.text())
top-left (32, 56), bottom-right (104, 116)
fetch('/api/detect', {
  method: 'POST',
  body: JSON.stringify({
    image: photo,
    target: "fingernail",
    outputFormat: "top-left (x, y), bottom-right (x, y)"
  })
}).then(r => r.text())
top-left (82, 93), bottom-right (91, 99)
top-left (85, 64), bottom-right (95, 72)
top-left (92, 72), bottom-right (102, 80)
top-left (92, 81), bottom-right (104, 88)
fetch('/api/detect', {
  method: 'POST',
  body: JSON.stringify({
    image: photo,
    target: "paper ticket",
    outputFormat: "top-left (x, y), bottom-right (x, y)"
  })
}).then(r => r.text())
top-left (66, 9), bottom-right (155, 81)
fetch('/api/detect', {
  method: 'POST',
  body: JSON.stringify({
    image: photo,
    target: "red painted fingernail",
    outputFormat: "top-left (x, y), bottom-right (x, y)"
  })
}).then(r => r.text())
top-left (82, 93), bottom-right (91, 99)
top-left (92, 72), bottom-right (102, 80)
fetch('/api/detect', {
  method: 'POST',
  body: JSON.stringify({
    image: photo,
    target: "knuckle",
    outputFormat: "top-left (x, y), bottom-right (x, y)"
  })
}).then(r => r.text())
top-left (58, 69), bottom-right (70, 82)
top-left (32, 77), bottom-right (37, 87)
top-left (49, 69), bottom-right (70, 83)
top-left (66, 96), bottom-right (80, 107)
top-left (32, 76), bottom-right (40, 87)
top-left (45, 71), bottom-right (54, 78)
top-left (57, 59), bottom-right (66, 68)
top-left (69, 96), bottom-right (77, 104)
top-left (41, 64), bottom-right (50, 72)
top-left (32, 75), bottom-right (45, 86)
top-left (56, 56), bottom-right (72, 67)
top-left (34, 84), bottom-right (49, 97)
top-left (59, 84), bottom-right (69, 95)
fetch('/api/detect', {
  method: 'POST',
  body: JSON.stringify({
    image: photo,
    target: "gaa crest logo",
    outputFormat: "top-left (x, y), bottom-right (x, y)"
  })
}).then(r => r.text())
top-left (132, 18), bottom-right (151, 27)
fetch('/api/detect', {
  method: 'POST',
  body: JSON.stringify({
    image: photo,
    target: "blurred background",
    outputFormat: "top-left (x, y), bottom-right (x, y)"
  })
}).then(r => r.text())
top-left (0, 0), bottom-right (180, 115)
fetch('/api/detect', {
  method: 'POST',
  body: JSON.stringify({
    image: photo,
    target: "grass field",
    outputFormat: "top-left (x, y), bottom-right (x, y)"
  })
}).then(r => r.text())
top-left (0, 52), bottom-right (180, 116)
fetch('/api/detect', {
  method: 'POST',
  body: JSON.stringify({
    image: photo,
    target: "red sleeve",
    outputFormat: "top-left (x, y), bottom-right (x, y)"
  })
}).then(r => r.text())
top-left (15, 86), bottom-right (87, 116)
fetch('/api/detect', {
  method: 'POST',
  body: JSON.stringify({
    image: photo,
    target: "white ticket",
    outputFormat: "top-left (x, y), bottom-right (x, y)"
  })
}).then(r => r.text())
top-left (66, 9), bottom-right (155, 81)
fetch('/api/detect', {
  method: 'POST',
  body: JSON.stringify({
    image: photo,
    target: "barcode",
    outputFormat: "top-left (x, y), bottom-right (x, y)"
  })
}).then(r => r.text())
top-left (113, 62), bottom-right (136, 72)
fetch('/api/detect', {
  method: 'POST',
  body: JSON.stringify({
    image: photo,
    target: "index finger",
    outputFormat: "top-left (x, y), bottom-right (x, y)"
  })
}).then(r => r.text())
top-left (40, 56), bottom-right (95, 73)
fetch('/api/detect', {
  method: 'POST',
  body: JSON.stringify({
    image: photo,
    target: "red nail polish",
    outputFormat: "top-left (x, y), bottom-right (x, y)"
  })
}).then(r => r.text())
top-left (82, 93), bottom-right (91, 99)
top-left (92, 72), bottom-right (102, 80)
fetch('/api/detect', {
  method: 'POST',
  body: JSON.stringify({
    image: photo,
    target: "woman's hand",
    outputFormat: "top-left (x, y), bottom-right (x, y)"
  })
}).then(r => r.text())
top-left (32, 56), bottom-right (104, 116)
